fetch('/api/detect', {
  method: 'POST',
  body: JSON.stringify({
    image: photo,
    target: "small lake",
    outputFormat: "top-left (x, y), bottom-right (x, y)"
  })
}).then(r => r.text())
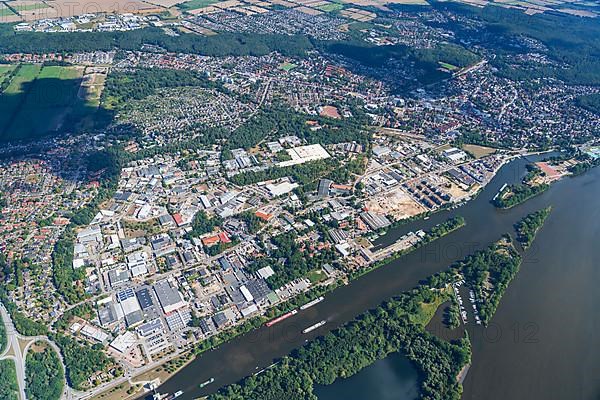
top-left (313, 353), bottom-right (419, 400)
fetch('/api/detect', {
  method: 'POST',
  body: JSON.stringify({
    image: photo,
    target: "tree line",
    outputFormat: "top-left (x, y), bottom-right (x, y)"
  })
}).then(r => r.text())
top-left (493, 183), bottom-right (549, 209)
top-left (515, 207), bottom-right (551, 249)
top-left (209, 278), bottom-right (470, 400)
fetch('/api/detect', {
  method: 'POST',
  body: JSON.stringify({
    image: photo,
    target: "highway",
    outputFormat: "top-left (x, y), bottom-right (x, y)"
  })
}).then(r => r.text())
top-left (0, 303), bottom-right (74, 400)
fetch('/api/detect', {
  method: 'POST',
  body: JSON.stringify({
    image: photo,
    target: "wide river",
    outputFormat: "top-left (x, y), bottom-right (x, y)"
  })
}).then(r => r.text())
top-left (153, 154), bottom-right (600, 400)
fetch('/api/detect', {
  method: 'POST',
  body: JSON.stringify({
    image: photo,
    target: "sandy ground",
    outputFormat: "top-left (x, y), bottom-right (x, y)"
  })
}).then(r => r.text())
top-left (145, 0), bottom-right (187, 7)
top-left (366, 187), bottom-right (426, 220)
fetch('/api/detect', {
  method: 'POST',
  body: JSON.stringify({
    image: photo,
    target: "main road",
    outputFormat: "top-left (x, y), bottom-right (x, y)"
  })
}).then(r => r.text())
top-left (0, 303), bottom-right (75, 400)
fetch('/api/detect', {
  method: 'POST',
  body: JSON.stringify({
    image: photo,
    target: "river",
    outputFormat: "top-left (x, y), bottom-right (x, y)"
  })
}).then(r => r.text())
top-left (153, 154), bottom-right (600, 400)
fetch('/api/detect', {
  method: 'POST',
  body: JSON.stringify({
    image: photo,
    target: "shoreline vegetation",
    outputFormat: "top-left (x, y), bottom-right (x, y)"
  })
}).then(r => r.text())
top-left (99, 217), bottom-right (469, 399)
top-left (146, 217), bottom-right (468, 389)
top-left (515, 207), bottom-right (552, 250)
top-left (492, 182), bottom-right (549, 209)
top-left (208, 277), bottom-right (471, 400)
top-left (350, 216), bottom-right (466, 280)
top-left (208, 231), bottom-right (536, 400)
top-left (456, 237), bottom-right (521, 325)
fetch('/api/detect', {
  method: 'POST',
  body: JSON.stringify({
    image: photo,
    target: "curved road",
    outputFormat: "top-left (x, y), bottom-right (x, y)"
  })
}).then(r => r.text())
top-left (0, 303), bottom-right (74, 400)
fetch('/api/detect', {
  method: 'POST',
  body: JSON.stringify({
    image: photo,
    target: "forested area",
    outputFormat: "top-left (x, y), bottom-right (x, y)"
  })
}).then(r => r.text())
top-left (0, 359), bottom-right (19, 400)
top-left (102, 68), bottom-right (217, 109)
top-left (52, 231), bottom-right (87, 304)
top-left (229, 153), bottom-right (364, 191)
top-left (515, 207), bottom-right (551, 249)
top-left (209, 282), bottom-right (470, 400)
top-left (575, 94), bottom-right (600, 116)
top-left (431, 3), bottom-right (600, 86)
top-left (25, 345), bottom-right (64, 400)
top-left (0, 25), bottom-right (312, 57)
top-left (320, 40), bottom-right (479, 87)
top-left (230, 158), bottom-right (336, 187)
top-left (493, 183), bottom-right (549, 209)
top-left (51, 334), bottom-right (115, 390)
top-left (460, 239), bottom-right (522, 324)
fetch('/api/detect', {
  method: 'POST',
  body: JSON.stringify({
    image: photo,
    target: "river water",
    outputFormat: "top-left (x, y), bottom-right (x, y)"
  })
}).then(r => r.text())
top-left (153, 155), bottom-right (600, 400)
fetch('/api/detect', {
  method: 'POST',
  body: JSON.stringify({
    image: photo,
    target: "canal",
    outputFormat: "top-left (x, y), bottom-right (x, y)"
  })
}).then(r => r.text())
top-left (154, 154), bottom-right (600, 400)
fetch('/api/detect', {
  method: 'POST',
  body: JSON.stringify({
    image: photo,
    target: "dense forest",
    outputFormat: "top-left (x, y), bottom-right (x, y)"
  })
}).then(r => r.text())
top-left (0, 359), bottom-right (19, 400)
top-left (25, 345), bottom-right (65, 400)
top-left (209, 280), bottom-right (470, 400)
top-left (320, 40), bottom-right (480, 87)
top-left (575, 94), bottom-right (600, 116)
top-left (429, 3), bottom-right (600, 86)
top-left (0, 25), bottom-right (312, 57)
top-left (515, 207), bottom-right (551, 249)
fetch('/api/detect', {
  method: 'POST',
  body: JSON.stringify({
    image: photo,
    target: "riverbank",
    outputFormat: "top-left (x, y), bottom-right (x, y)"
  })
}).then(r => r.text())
top-left (149, 152), bottom-right (579, 400)
top-left (108, 217), bottom-right (467, 400)
top-left (463, 164), bottom-right (600, 400)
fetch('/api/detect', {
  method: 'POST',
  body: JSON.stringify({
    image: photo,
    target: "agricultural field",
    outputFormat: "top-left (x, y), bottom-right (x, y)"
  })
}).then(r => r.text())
top-left (462, 144), bottom-right (497, 159)
top-left (0, 3), bottom-right (18, 17)
top-left (178, 0), bottom-right (220, 10)
top-left (0, 64), bottom-right (100, 142)
top-left (316, 2), bottom-right (344, 11)
top-left (0, 64), bottom-right (16, 84)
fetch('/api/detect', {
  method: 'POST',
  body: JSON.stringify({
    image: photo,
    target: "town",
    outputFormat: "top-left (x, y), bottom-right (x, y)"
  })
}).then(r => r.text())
top-left (0, 1), bottom-right (599, 400)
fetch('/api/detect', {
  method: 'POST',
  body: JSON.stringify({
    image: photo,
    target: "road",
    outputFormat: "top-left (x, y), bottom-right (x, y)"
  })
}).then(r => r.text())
top-left (0, 303), bottom-right (75, 400)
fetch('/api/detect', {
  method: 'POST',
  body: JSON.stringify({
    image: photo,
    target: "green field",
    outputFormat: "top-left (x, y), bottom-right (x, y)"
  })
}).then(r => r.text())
top-left (439, 61), bottom-right (459, 71)
top-left (317, 3), bottom-right (344, 12)
top-left (279, 62), bottom-right (297, 71)
top-left (11, 3), bottom-right (50, 12)
top-left (0, 6), bottom-right (18, 17)
top-left (178, 0), bottom-right (219, 11)
top-left (0, 64), bottom-right (16, 84)
top-left (0, 64), bottom-right (98, 142)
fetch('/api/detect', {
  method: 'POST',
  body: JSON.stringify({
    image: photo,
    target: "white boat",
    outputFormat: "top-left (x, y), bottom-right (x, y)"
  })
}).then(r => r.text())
top-left (302, 320), bottom-right (326, 334)
top-left (300, 296), bottom-right (324, 310)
